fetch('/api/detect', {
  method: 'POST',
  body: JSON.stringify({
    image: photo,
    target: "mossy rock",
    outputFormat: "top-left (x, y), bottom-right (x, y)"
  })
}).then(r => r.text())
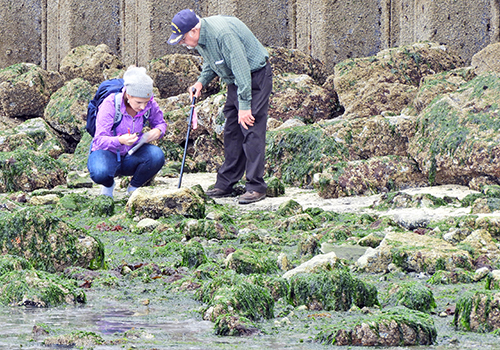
top-left (90, 195), bottom-right (115, 216)
top-left (182, 218), bottom-right (236, 240)
top-left (0, 254), bottom-right (33, 276)
top-left (427, 268), bottom-right (475, 285)
top-left (287, 270), bottom-right (379, 311)
top-left (0, 270), bottom-right (86, 307)
top-left (277, 199), bottom-right (303, 217)
top-left (181, 240), bottom-right (208, 269)
top-left (384, 281), bottom-right (436, 313)
top-left (316, 306), bottom-right (437, 346)
top-left (214, 314), bottom-right (259, 336)
top-left (266, 176), bottom-right (285, 197)
top-left (265, 125), bottom-right (348, 186)
top-left (206, 281), bottom-right (274, 321)
top-left (225, 247), bottom-right (278, 275)
top-left (69, 132), bottom-right (93, 171)
top-left (248, 274), bottom-right (290, 301)
top-left (43, 331), bottom-right (104, 347)
top-left (0, 207), bottom-right (105, 272)
top-left (454, 290), bottom-right (500, 332)
top-left (0, 148), bottom-right (67, 193)
top-left (57, 193), bottom-right (92, 211)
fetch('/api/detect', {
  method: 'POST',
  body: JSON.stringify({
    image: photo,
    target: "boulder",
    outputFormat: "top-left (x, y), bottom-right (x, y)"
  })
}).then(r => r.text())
top-left (44, 78), bottom-right (94, 144)
top-left (455, 291), bottom-right (500, 332)
top-left (0, 270), bottom-right (86, 307)
top-left (0, 117), bottom-right (66, 157)
top-left (334, 42), bottom-right (464, 119)
top-left (59, 44), bottom-right (124, 85)
top-left (125, 187), bottom-right (205, 220)
top-left (268, 46), bottom-right (328, 85)
top-left (316, 307), bottom-right (436, 346)
top-left (282, 252), bottom-right (338, 279)
top-left (0, 207), bottom-right (104, 272)
top-left (357, 231), bottom-right (473, 273)
top-left (148, 53), bottom-right (220, 99)
top-left (408, 72), bottom-right (500, 186)
top-left (0, 63), bottom-right (64, 119)
top-left (0, 148), bottom-right (67, 193)
top-left (314, 156), bottom-right (428, 199)
top-left (269, 73), bottom-right (340, 123)
top-left (471, 42), bottom-right (500, 75)
top-left (224, 248), bottom-right (278, 274)
top-left (383, 281), bottom-right (436, 313)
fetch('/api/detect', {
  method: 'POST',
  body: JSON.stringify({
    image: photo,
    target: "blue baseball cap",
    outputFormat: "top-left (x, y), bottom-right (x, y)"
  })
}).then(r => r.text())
top-left (168, 9), bottom-right (199, 45)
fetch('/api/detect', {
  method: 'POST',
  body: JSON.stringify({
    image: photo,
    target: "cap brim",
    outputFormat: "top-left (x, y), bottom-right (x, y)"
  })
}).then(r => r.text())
top-left (168, 33), bottom-right (183, 45)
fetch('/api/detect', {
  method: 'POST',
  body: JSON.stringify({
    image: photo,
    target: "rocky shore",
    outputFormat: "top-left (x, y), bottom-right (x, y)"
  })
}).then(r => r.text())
top-left (1, 40), bottom-right (500, 348)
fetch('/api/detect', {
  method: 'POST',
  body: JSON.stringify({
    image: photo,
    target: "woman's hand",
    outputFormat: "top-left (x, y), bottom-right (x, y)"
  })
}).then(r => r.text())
top-left (118, 133), bottom-right (138, 146)
top-left (146, 128), bottom-right (162, 142)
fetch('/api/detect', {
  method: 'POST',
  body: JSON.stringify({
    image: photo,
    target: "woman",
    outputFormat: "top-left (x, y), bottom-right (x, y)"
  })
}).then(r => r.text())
top-left (87, 66), bottom-right (167, 198)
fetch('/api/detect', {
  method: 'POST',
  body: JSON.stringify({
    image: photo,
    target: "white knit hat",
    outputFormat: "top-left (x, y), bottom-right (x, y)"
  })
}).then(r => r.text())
top-left (123, 66), bottom-right (153, 98)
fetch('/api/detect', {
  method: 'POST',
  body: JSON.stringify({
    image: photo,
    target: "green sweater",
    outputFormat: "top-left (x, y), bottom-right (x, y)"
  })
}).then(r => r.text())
top-left (196, 15), bottom-right (269, 110)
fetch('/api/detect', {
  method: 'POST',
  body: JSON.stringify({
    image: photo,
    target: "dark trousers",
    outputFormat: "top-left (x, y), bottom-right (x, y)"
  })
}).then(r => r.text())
top-left (215, 62), bottom-right (272, 193)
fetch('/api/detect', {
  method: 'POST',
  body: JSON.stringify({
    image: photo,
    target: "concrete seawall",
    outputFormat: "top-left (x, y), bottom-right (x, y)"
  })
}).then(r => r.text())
top-left (1, 0), bottom-right (499, 74)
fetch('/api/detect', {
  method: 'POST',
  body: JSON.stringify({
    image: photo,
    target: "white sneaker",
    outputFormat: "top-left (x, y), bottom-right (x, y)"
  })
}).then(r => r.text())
top-left (101, 181), bottom-right (116, 197)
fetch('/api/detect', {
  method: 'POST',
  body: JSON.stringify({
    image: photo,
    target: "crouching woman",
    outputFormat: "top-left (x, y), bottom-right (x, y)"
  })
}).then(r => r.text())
top-left (87, 66), bottom-right (167, 198)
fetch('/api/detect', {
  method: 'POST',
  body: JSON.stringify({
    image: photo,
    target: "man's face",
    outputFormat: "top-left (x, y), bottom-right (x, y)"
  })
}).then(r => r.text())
top-left (179, 28), bottom-right (199, 49)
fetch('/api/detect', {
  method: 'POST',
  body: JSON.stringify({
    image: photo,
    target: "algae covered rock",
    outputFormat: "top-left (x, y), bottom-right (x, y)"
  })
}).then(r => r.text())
top-left (0, 117), bottom-right (66, 157)
top-left (90, 195), bottom-right (115, 217)
top-left (182, 218), bottom-right (236, 241)
top-left (316, 307), bottom-right (437, 346)
top-left (408, 72), bottom-right (500, 186)
top-left (43, 331), bottom-right (104, 347)
top-left (225, 248), bottom-right (278, 275)
top-left (126, 187), bottom-right (205, 220)
top-left (0, 148), bottom-right (67, 193)
top-left (0, 207), bottom-right (104, 272)
top-left (283, 252), bottom-right (339, 279)
top-left (0, 254), bottom-right (32, 276)
top-left (181, 240), bottom-right (207, 269)
top-left (59, 44), bottom-right (124, 85)
top-left (454, 290), bottom-right (500, 332)
top-left (384, 281), bottom-right (436, 313)
top-left (287, 270), bottom-right (379, 311)
top-left (357, 231), bottom-right (473, 273)
top-left (44, 78), bottom-right (94, 143)
top-left (214, 314), bottom-right (259, 336)
top-left (0, 63), bottom-right (64, 119)
top-left (0, 270), bottom-right (86, 307)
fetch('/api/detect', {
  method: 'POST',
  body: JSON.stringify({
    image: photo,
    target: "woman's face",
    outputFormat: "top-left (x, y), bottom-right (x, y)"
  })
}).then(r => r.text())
top-left (126, 94), bottom-right (150, 113)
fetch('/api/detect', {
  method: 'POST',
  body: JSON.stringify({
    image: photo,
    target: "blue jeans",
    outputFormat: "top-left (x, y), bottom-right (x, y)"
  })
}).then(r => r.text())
top-left (87, 144), bottom-right (165, 188)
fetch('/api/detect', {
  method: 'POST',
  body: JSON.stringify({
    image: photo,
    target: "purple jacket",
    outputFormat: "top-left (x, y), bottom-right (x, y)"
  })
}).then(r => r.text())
top-left (91, 90), bottom-right (167, 156)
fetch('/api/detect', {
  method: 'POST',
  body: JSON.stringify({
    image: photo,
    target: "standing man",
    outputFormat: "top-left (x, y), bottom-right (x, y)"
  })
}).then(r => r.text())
top-left (168, 9), bottom-right (272, 204)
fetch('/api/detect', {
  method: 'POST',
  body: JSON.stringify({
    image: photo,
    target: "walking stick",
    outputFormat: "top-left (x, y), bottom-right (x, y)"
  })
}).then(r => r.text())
top-left (178, 89), bottom-right (196, 188)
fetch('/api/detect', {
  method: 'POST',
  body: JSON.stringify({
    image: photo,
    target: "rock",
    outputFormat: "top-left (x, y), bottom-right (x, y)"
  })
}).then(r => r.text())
top-left (334, 42), bottom-right (464, 119)
top-left (29, 194), bottom-right (60, 206)
top-left (286, 270), bottom-right (378, 311)
top-left (0, 255), bottom-right (32, 276)
top-left (280, 213), bottom-right (316, 232)
top-left (277, 253), bottom-right (292, 271)
top-left (90, 195), bottom-right (114, 217)
top-left (316, 307), bottom-right (436, 346)
top-left (214, 314), bottom-right (260, 336)
top-left (0, 63), bottom-right (64, 119)
top-left (384, 281), bottom-right (436, 313)
top-left (358, 233), bottom-right (383, 248)
top-left (0, 270), bottom-right (86, 307)
top-left (471, 42), bottom-right (500, 75)
top-left (182, 218), bottom-right (236, 241)
top-left (393, 212), bottom-right (430, 230)
top-left (269, 73), bottom-right (339, 124)
top-left (454, 291), bottom-right (500, 332)
top-left (148, 53), bottom-right (220, 99)
top-left (0, 117), bottom-right (66, 157)
top-left (181, 240), bottom-right (207, 268)
top-left (225, 248), bottom-right (278, 274)
top-left (282, 252), bottom-right (338, 279)
top-left (427, 268), bottom-right (475, 285)
top-left (66, 171), bottom-right (93, 189)
top-left (357, 231), bottom-right (473, 273)
top-left (126, 187), bottom-right (205, 220)
top-left (3, 208), bottom-right (104, 272)
top-left (266, 177), bottom-right (285, 197)
top-left (42, 331), bottom-right (104, 347)
top-left (59, 44), bottom-right (124, 85)
top-left (267, 47), bottom-right (328, 85)
top-left (0, 148), bottom-right (67, 193)
top-left (461, 229), bottom-right (500, 257)
top-left (134, 218), bottom-right (160, 234)
top-left (408, 72), bottom-right (500, 186)
top-left (315, 156), bottom-right (428, 199)
top-left (44, 78), bottom-right (94, 144)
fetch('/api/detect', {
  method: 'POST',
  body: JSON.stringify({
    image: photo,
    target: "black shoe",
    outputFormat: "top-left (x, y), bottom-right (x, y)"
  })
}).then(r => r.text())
top-left (206, 187), bottom-right (233, 198)
top-left (238, 190), bottom-right (266, 204)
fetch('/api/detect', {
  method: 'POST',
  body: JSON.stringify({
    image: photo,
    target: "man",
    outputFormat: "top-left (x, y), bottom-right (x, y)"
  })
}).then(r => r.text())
top-left (168, 9), bottom-right (272, 204)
